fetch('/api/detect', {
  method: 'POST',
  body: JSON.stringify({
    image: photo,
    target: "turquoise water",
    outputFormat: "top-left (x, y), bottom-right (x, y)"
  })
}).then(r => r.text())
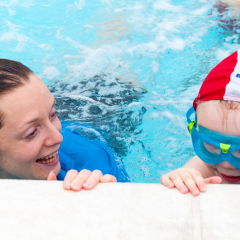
top-left (0, 0), bottom-right (239, 182)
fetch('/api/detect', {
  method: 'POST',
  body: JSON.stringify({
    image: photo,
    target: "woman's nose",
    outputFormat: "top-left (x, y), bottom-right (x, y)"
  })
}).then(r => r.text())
top-left (44, 121), bottom-right (63, 146)
top-left (219, 160), bottom-right (236, 169)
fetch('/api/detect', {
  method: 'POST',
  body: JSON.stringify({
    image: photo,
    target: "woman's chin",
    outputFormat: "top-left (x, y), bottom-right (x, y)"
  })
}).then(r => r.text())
top-left (35, 161), bottom-right (61, 180)
top-left (51, 161), bottom-right (61, 177)
top-left (35, 154), bottom-right (61, 179)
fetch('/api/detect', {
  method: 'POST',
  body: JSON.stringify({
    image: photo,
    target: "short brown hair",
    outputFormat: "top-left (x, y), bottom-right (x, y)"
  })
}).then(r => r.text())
top-left (0, 59), bottom-right (33, 128)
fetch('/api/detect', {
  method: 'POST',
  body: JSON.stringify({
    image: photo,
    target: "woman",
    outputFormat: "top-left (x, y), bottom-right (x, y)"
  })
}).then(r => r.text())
top-left (0, 59), bottom-right (123, 191)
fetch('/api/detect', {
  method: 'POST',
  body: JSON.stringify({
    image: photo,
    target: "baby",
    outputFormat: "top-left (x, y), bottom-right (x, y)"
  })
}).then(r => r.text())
top-left (161, 50), bottom-right (240, 196)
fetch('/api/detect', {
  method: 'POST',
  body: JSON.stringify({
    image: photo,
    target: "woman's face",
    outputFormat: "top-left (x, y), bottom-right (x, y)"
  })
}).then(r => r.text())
top-left (0, 74), bottom-right (63, 179)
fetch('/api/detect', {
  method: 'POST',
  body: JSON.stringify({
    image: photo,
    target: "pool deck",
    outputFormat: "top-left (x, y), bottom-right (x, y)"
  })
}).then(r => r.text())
top-left (0, 180), bottom-right (238, 240)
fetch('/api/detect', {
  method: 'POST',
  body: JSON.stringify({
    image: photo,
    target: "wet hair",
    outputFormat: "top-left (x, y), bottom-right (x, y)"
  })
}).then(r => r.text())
top-left (0, 59), bottom-right (33, 128)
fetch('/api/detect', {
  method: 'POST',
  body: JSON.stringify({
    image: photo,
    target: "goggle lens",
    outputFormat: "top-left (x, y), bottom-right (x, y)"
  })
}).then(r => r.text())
top-left (187, 106), bottom-right (240, 169)
top-left (231, 149), bottom-right (240, 158)
top-left (203, 141), bottom-right (221, 155)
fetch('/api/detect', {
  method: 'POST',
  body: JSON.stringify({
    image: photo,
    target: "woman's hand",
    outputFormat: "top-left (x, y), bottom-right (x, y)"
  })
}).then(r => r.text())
top-left (160, 168), bottom-right (222, 196)
top-left (47, 169), bottom-right (117, 191)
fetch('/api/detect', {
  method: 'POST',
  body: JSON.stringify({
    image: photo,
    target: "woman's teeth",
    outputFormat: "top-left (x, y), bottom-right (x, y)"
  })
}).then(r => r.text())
top-left (37, 152), bottom-right (58, 164)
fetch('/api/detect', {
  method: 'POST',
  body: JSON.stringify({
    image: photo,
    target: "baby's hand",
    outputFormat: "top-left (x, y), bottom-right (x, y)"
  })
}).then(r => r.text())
top-left (160, 168), bottom-right (222, 196)
top-left (47, 169), bottom-right (117, 191)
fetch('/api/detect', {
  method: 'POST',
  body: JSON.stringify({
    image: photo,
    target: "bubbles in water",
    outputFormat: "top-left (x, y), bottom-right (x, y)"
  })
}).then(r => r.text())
top-left (49, 73), bottom-right (147, 158)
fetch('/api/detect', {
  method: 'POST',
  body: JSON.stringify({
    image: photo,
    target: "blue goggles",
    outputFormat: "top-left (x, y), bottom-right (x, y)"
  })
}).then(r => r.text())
top-left (187, 107), bottom-right (240, 169)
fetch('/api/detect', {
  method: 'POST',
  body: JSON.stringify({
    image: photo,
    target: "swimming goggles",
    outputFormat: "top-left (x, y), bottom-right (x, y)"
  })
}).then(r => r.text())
top-left (187, 107), bottom-right (240, 169)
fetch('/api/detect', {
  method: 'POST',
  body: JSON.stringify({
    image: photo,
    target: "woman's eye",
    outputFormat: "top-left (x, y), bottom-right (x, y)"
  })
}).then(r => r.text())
top-left (26, 129), bottom-right (37, 139)
top-left (51, 110), bottom-right (58, 119)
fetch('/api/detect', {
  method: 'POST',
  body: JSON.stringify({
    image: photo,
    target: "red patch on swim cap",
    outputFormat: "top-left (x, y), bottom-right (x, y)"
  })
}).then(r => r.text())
top-left (193, 51), bottom-right (239, 110)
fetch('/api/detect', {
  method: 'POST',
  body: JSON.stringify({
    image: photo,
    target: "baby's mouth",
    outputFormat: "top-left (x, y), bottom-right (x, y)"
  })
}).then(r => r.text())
top-left (220, 173), bottom-right (240, 183)
top-left (36, 151), bottom-right (58, 164)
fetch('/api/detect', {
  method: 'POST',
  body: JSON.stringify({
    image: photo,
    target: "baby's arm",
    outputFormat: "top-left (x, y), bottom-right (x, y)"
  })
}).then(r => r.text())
top-left (161, 156), bottom-right (222, 196)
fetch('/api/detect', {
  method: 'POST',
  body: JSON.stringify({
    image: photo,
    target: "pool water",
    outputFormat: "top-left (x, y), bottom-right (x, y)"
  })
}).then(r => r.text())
top-left (0, 0), bottom-right (239, 182)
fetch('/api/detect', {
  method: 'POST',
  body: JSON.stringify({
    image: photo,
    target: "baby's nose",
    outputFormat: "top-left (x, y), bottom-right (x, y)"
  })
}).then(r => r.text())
top-left (219, 160), bottom-right (236, 169)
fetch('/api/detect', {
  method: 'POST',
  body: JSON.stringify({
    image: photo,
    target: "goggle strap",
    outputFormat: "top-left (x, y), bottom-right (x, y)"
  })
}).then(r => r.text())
top-left (220, 143), bottom-right (231, 153)
top-left (186, 107), bottom-right (195, 124)
top-left (187, 120), bottom-right (196, 134)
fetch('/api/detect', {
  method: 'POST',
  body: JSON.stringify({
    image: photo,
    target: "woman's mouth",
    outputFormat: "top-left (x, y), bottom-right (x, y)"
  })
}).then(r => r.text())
top-left (36, 151), bottom-right (59, 165)
top-left (220, 173), bottom-right (240, 183)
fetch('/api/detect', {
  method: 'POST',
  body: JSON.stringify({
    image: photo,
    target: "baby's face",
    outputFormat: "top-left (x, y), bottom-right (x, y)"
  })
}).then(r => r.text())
top-left (197, 100), bottom-right (240, 183)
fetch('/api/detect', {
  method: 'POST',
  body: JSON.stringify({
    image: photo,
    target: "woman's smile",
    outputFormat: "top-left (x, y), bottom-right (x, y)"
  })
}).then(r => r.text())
top-left (36, 151), bottom-right (59, 165)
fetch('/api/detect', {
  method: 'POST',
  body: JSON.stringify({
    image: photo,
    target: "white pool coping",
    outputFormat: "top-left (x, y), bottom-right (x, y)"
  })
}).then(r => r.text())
top-left (0, 180), bottom-right (238, 240)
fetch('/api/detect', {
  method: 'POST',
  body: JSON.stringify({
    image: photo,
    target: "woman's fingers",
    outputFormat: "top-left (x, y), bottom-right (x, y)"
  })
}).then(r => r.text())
top-left (100, 174), bottom-right (117, 183)
top-left (63, 169), bottom-right (84, 191)
top-left (69, 169), bottom-right (93, 191)
top-left (63, 170), bottom-right (117, 192)
top-left (82, 170), bottom-right (103, 190)
top-left (64, 169), bottom-right (103, 191)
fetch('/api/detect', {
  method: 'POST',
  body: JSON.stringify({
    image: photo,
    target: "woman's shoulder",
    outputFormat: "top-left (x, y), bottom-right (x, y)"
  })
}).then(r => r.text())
top-left (59, 130), bottom-right (115, 171)
top-left (57, 122), bottom-right (129, 182)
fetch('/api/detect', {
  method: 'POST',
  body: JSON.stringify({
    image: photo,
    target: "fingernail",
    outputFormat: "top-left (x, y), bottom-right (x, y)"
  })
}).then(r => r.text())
top-left (101, 176), bottom-right (106, 181)
top-left (193, 190), bottom-right (199, 196)
top-left (72, 182), bottom-right (80, 189)
top-left (84, 181), bottom-right (91, 186)
top-left (64, 182), bottom-right (71, 188)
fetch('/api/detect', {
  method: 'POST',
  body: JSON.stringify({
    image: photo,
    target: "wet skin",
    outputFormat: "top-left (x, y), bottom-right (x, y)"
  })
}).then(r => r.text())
top-left (0, 74), bottom-right (62, 179)
top-left (161, 100), bottom-right (240, 196)
top-left (197, 101), bottom-right (240, 183)
top-left (0, 74), bottom-right (116, 190)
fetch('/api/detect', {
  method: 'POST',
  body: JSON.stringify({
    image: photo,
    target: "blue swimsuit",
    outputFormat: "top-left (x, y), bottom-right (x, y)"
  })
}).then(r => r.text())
top-left (57, 124), bottom-right (129, 182)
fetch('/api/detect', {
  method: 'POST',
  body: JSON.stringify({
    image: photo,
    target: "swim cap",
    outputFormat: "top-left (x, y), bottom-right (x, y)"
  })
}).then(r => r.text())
top-left (193, 50), bottom-right (240, 109)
